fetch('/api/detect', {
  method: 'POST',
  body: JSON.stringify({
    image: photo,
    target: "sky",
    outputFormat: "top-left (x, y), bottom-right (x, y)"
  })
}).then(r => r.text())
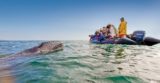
top-left (0, 0), bottom-right (159, 40)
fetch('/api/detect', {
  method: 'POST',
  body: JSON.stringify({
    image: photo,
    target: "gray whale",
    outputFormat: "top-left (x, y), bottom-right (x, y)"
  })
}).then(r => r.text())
top-left (0, 41), bottom-right (63, 61)
top-left (0, 41), bottom-right (63, 83)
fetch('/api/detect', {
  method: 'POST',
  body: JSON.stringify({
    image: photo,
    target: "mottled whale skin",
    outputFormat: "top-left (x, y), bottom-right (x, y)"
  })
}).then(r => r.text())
top-left (0, 41), bottom-right (63, 61)
top-left (0, 41), bottom-right (63, 83)
top-left (16, 41), bottom-right (63, 56)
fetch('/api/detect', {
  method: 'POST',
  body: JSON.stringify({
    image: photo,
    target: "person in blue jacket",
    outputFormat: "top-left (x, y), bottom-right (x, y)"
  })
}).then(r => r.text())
top-left (89, 30), bottom-right (105, 43)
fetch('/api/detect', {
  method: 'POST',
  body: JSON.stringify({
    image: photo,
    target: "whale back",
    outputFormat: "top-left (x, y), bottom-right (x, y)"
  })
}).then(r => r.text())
top-left (16, 41), bottom-right (63, 56)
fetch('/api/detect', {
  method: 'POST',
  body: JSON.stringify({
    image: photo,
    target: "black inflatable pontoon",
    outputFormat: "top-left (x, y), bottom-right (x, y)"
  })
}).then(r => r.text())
top-left (143, 37), bottom-right (160, 46)
top-left (90, 31), bottom-right (160, 46)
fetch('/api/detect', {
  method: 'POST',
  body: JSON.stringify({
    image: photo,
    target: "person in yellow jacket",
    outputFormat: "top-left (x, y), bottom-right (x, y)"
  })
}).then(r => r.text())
top-left (118, 17), bottom-right (127, 38)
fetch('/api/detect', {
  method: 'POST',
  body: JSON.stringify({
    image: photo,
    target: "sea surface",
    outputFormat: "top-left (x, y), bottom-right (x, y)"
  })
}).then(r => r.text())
top-left (0, 41), bottom-right (160, 83)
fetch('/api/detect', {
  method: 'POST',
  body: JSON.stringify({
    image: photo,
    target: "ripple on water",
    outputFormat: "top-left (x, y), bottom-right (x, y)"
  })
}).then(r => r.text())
top-left (92, 75), bottom-right (146, 83)
top-left (0, 41), bottom-right (160, 83)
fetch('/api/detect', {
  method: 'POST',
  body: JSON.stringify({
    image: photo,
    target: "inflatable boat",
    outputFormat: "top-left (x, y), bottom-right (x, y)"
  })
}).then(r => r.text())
top-left (90, 31), bottom-right (160, 46)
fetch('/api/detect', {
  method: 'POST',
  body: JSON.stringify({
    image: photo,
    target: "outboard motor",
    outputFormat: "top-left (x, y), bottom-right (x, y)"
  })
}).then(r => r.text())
top-left (132, 30), bottom-right (145, 44)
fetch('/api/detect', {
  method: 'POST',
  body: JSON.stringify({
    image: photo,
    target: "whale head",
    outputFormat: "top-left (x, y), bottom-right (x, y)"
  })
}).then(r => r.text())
top-left (16, 41), bottom-right (63, 56)
top-left (37, 41), bottom-right (63, 54)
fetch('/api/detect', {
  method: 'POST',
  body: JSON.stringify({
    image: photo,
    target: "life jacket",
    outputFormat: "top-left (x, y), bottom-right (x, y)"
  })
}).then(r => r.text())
top-left (118, 21), bottom-right (127, 35)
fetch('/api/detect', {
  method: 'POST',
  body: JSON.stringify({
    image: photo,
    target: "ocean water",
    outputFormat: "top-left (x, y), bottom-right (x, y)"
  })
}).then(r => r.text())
top-left (0, 41), bottom-right (160, 83)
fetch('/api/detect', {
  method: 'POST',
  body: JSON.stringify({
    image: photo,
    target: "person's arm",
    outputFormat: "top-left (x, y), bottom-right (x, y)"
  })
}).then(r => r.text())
top-left (117, 23), bottom-right (121, 37)
top-left (112, 25), bottom-right (118, 35)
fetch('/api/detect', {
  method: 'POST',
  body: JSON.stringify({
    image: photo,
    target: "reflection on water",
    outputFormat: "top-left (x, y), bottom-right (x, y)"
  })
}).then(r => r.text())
top-left (0, 41), bottom-right (160, 83)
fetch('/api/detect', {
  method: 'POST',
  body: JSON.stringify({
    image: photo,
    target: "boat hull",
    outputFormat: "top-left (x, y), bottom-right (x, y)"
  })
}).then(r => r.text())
top-left (143, 37), bottom-right (160, 46)
top-left (90, 37), bottom-right (160, 46)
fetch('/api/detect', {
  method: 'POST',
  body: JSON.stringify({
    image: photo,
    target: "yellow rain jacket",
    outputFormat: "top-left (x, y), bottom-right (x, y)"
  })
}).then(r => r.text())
top-left (118, 21), bottom-right (127, 36)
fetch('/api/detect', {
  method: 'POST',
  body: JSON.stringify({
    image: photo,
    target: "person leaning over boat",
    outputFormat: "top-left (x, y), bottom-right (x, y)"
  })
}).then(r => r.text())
top-left (118, 17), bottom-right (127, 38)
top-left (106, 24), bottom-right (118, 38)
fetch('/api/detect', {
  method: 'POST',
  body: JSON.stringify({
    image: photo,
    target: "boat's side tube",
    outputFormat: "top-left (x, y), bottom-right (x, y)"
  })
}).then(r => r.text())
top-left (143, 37), bottom-right (160, 46)
top-left (115, 38), bottom-right (137, 45)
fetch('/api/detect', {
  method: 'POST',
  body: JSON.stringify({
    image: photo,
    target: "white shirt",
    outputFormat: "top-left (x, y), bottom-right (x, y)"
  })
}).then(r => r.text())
top-left (109, 26), bottom-right (117, 37)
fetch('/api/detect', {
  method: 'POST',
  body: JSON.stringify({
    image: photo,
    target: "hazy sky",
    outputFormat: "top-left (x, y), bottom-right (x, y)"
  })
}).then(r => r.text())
top-left (0, 0), bottom-right (159, 40)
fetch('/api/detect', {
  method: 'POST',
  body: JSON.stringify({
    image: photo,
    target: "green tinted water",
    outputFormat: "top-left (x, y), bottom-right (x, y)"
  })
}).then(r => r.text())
top-left (0, 41), bottom-right (160, 83)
